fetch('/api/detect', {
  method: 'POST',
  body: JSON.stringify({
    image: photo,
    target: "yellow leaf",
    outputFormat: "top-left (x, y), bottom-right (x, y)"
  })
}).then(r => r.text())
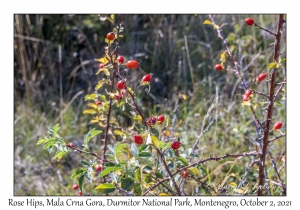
top-left (203, 20), bottom-right (212, 25)
top-left (151, 135), bottom-right (159, 148)
top-left (95, 83), bottom-right (104, 90)
top-left (103, 68), bottom-right (110, 77)
top-left (159, 193), bottom-right (169, 196)
top-left (234, 189), bottom-right (245, 194)
top-left (87, 103), bottom-right (98, 109)
top-left (180, 94), bottom-right (187, 100)
top-left (113, 130), bottom-right (124, 136)
top-left (84, 93), bottom-right (97, 101)
top-left (99, 122), bottom-right (106, 127)
top-left (213, 24), bottom-right (219, 30)
top-left (95, 57), bottom-right (110, 65)
top-left (241, 101), bottom-right (251, 106)
top-left (83, 109), bottom-right (97, 114)
top-left (187, 167), bottom-right (201, 177)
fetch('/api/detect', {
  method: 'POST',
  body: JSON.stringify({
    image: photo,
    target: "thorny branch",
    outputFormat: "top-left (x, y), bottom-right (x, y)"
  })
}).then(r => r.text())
top-left (257, 14), bottom-right (285, 196)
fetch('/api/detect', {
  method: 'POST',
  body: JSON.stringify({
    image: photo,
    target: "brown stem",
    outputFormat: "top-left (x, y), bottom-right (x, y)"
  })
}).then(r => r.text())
top-left (154, 146), bottom-right (182, 195)
top-left (257, 14), bottom-right (284, 196)
top-left (254, 23), bottom-right (276, 36)
top-left (66, 145), bottom-right (112, 163)
top-left (268, 151), bottom-right (286, 194)
top-left (127, 90), bottom-right (148, 127)
top-left (102, 72), bottom-right (116, 160)
top-left (250, 89), bottom-right (270, 99)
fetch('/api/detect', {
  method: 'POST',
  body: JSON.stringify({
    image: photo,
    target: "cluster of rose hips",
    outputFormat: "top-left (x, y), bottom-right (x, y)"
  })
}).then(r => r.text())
top-left (72, 184), bottom-right (82, 196)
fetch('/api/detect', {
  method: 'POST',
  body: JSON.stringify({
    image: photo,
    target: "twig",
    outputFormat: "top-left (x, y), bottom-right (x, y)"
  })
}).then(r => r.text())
top-left (254, 23), bottom-right (276, 36)
top-left (237, 158), bottom-right (260, 189)
top-left (257, 14), bottom-right (284, 196)
top-left (250, 89), bottom-right (270, 99)
top-left (154, 146), bottom-right (182, 195)
top-left (66, 144), bottom-right (111, 163)
top-left (268, 151), bottom-right (286, 194)
top-left (114, 183), bottom-right (134, 196)
top-left (273, 79), bottom-right (286, 101)
top-left (142, 177), bottom-right (171, 196)
top-left (268, 134), bottom-right (286, 143)
top-left (190, 103), bottom-right (215, 160)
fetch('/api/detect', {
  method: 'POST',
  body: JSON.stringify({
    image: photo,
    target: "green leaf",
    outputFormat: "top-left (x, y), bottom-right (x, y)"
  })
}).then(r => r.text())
top-left (121, 177), bottom-right (134, 191)
top-left (138, 152), bottom-right (151, 158)
top-left (84, 172), bottom-right (92, 183)
top-left (43, 139), bottom-right (57, 150)
top-left (268, 62), bottom-right (277, 69)
top-left (155, 171), bottom-right (164, 179)
top-left (143, 166), bottom-right (152, 173)
top-left (134, 183), bottom-right (142, 196)
top-left (37, 138), bottom-right (47, 145)
top-left (187, 167), bottom-right (201, 177)
top-left (138, 144), bottom-right (149, 152)
top-left (83, 128), bottom-right (102, 148)
top-left (81, 160), bottom-right (90, 166)
top-left (99, 167), bottom-right (123, 178)
top-left (95, 183), bottom-right (116, 194)
top-left (275, 101), bottom-right (282, 107)
top-left (47, 123), bottom-right (60, 137)
top-left (79, 175), bottom-right (85, 191)
top-left (109, 171), bottom-right (117, 183)
top-left (177, 156), bottom-right (189, 166)
top-left (144, 174), bottom-right (152, 183)
top-left (53, 151), bottom-right (67, 159)
top-left (48, 145), bottom-right (53, 154)
top-left (72, 169), bottom-right (87, 179)
top-left (280, 58), bottom-right (286, 63)
top-left (162, 142), bottom-right (172, 151)
top-left (130, 143), bottom-right (139, 157)
top-left (115, 143), bottom-right (127, 155)
top-left (135, 167), bottom-right (141, 182)
top-left (151, 128), bottom-right (159, 137)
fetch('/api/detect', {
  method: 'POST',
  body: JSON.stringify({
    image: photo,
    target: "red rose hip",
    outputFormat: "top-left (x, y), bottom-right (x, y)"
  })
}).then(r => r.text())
top-left (245, 90), bottom-right (253, 97)
top-left (214, 64), bottom-right (223, 71)
top-left (96, 101), bottom-right (102, 106)
top-left (72, 184), bottom-right (79, 190)
top-left (245, 18), bottom-right (255, 26)
top-left (257, 73), bottom-right (267, 82)
top-left (171, 141), bottom-right (181, 150)
top-left (157, 115), bottom-right (165, 124)
top-left (98, 63), bottom-right (105, 69)
top-left (134, 135), bottom-right (143, 144)
top-left (68, 142), bottom-right (74, 148)
top-left (95, 164), bottom-right (102, 172)
top-left (117, 80), bottom-right (126, 90)
top-left (274, 121), bottom-right (282, 130)
top-left (180, 170), bottom-right (189, 179)
top-left (147, 116), bottom-right (157, 126)
top-left (142, 74), bottom-right (152, 83)
top-left (117, 55), bottom-right (124, 64)
top-left (242, 95), bottom-right (249, 102)
top-left (78, 191), bottom-right (83, 196)
top-left (126, 60), bottom-right (139, 69)
top-left (106, 32), bottom-right (115, 41)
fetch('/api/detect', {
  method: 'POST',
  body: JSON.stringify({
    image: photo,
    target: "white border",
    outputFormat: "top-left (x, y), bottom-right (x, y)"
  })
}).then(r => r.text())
top-left (2, 0), bottom-right (299, 209)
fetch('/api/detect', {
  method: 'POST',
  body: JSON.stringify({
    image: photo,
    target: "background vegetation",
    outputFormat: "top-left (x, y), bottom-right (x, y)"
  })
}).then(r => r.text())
top-left (14, 14), bottom-right (286, 195)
